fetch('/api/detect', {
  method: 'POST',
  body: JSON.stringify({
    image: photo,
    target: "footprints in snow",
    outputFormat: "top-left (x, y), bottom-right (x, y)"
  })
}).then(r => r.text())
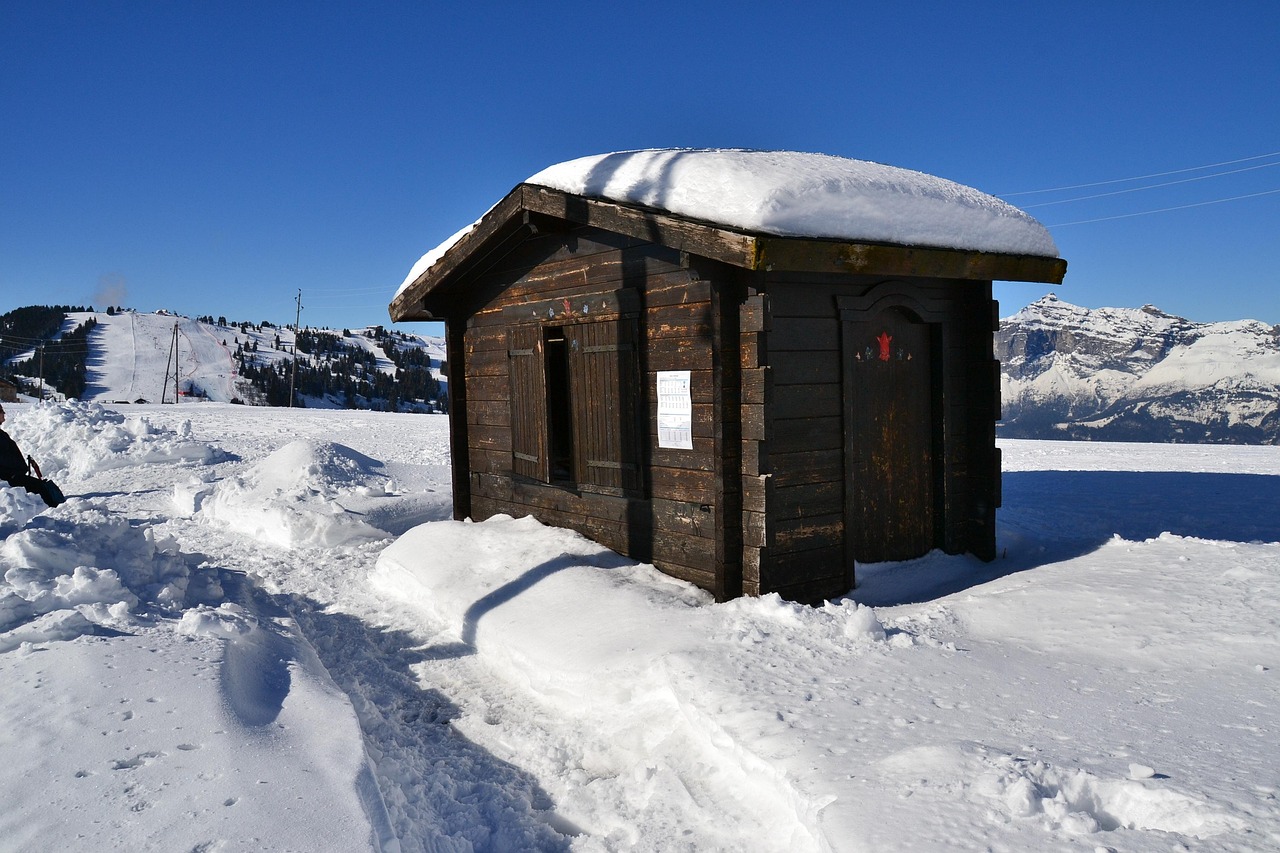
top-left (112, 750), bottom-right (164, 771)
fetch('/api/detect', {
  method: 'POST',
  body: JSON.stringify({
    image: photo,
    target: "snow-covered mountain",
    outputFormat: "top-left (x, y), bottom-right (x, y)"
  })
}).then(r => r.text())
top-left (997, 295), bottom-right (1280, 444)
top-left (6, 309), bottom-right (446, 409)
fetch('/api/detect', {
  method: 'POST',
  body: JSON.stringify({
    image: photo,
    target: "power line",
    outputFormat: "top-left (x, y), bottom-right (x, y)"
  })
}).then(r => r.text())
top-left (1001, 149), bottom-right (1280, 196)
top-left (304, 284), bottom-right (393, 295)
top-left (1046, 187), bottom-right (1280, 227)
top-left (1022, 160), bottom-right (1280, 208)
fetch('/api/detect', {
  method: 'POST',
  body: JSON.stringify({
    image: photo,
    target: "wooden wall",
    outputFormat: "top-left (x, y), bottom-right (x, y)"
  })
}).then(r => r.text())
top-left (451, 223), bottom-right (731, 593)
top-left (744, 275), bottom-right (1000, 602)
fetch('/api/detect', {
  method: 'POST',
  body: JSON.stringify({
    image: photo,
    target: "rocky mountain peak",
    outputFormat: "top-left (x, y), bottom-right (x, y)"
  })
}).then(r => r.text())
top-left (997, 296), bottom-right (1280, 444)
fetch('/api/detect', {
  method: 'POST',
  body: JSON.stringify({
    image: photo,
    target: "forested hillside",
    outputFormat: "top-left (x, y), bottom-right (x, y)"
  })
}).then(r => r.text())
top-left (0, 306), bottom-right (446, 412)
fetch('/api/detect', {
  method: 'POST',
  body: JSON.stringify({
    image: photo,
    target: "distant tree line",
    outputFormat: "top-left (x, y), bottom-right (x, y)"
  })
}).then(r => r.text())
top-left (0, 306), bottom-right (94, 397)
top-left (237, 326), bottom-right (445, 411)
top-left (1, 305), bottom-right (444, 411)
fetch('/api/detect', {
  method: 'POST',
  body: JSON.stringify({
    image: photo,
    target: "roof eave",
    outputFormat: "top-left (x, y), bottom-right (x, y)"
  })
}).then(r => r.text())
top-left (389, 184), bottom-right (1066, 322)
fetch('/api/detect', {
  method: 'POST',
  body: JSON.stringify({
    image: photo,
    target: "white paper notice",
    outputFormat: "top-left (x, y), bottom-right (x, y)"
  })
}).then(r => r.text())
top-left (656, 370), bottom-right (694, 450)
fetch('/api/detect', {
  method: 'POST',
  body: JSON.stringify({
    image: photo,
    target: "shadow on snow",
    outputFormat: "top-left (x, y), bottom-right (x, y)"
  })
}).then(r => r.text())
top-left (851, 470), bottom-right (1280, 607)
top-left (222, 572), bottom-right (579, 851)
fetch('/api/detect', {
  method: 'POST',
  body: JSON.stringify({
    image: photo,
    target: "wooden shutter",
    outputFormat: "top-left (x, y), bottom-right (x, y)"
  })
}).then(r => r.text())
top-left (508, 324), bottom-right (548, 481)
top-left (564, 319), bottom-right (641, 492)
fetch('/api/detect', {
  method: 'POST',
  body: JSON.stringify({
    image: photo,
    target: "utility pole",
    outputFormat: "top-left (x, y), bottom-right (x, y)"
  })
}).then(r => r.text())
top-left (37, 343), bottom-right (44, 401)
top-left (289, 289), bottom-right (302, 407)
top-left (162, 322), bottom-right (180, 403)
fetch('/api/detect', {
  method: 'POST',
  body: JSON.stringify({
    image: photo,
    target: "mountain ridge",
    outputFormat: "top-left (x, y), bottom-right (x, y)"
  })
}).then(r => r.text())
top-left (2, 307), bottom-right (447, 411)
top-left (997, 294), bottom-right (1280, 444)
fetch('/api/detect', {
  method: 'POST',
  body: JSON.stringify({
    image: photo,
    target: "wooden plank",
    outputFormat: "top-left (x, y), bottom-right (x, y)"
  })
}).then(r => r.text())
top-left (770, 351), bottom-right (840, 386)
top-left (742, 546), bottom-right (761, 592)
top-left (649, 443), bottom-right (717, 471)
top-left (465, 347), bottom-right (507, 378)
top-left (766, 280), bottom-right (876, 317)
top-left (741, 404), bottom-right (765, 442)
top-left (740, 332), bottom-right (762, 370)
top-left (463, 323), bottom-right (509, 353)
top-left (502, 287), bottom-right (641, 323)
top-left (740, 294), bottom-right (770, 333)
top-left (710, 274), bottom-right (744, 601)
top-left (507, 324), bottom-right (548, 481)
top-left (647, 300), bottom-right (714, 338)
top-left (466, 374), bottom-right (508, 403)
top-left (469, 448), bottom-right (508, 475)
top-left (650, 558), bottom-right (716, 591)
top-left (770, 416), bottom-right (842, 454)
top-left (647, 276), bottom-right (712, 308)
top-left (764, 449), bottom-right (843, 488)
top-left (652, 526), bottom-right (718, 568)
top-left (741, 473), bottom-right (770, 514)
top-left (743, 510), bottom-right (766, 549)
top-left (467, 423), bottom-right (511, 452)
top-left (772, 383), bottom-right (840, 419)
top-left (757, 544), bottom-right (847, 592)
top-left (741, 366), bottom-right (770, 406)
top-left (771, 513), bottom-right (843, 554)
top-left (522, 184), bottom-right (760, 270)
top-left (755, 236), bottom-right (1067, 284)
top-left (768, 317), bottom-right (840, 351)
top-left (741, 439), bottom-right (763, 477)
top-left (650, 465), bottom-right (715, 505)
top-left (647, 337), bottom-right (714, 371)
top-left (651, 497), bottom-right (717, 540)
top-left (773, 480), bottom-right (843, 519)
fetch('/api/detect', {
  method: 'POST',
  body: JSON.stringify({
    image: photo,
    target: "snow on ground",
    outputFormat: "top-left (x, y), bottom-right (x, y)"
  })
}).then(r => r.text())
top-left (1, 403), bottom-right (1278, 852)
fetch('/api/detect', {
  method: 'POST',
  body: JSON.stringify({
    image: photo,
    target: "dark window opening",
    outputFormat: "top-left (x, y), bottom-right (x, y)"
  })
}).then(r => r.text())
top-left (544, 328), bottom-right (574, 482)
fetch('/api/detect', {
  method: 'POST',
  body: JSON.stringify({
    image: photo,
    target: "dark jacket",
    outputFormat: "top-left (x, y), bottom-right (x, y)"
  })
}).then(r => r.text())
top-left (0, 428), bottom-right (28, 479)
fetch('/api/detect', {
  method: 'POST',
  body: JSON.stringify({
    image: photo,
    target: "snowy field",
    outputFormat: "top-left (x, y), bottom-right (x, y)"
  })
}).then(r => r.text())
top-left (1, 400), bottom-right (1277, 852)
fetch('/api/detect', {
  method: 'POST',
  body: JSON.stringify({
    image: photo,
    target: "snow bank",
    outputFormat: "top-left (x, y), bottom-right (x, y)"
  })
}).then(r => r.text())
top-left (196, 439), bottom-right (389, 548)
top-left (374, 500), bottom-right (1268, 850)
top-left (0, 404), bottom-right (396, 851)
top-left (3, 400), bottom-right (226, 479)
top-left (373, 514), bottom-right (889, 851)
top-left (0, 403), bottom-right (234, 649)
top-left (398, 149), bottom-right (1057, 297)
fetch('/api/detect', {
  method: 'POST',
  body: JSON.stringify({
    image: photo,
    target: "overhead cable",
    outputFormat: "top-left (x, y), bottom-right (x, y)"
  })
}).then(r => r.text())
top-left (1001, 149), bottom-right (1280, 196)
top-left (1023, 160), bottom-right (1280, 208)
top-left (1047, 187), bottom-right (1280, 227)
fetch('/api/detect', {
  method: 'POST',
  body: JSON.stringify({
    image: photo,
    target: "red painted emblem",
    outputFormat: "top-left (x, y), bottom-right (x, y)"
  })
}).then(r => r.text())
top-left (876, 332), bottom-right (893, 361)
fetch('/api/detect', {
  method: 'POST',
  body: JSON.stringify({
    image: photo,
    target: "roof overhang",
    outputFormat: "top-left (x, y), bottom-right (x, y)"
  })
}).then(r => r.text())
top-left (389, 183), bottom-right (1067, 322)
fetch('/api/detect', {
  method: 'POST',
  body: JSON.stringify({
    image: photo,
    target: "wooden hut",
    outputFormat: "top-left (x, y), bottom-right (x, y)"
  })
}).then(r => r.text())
top-left (390, 150), bottom-right (1065, 602)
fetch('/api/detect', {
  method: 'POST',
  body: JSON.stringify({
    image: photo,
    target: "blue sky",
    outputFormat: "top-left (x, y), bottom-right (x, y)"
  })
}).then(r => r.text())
top-left (2, 1), bottom-right (1278, 333)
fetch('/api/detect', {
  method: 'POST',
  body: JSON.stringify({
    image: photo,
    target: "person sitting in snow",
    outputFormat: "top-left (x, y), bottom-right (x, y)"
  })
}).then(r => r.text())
top-left (0, 403), bottom-right (65, 507)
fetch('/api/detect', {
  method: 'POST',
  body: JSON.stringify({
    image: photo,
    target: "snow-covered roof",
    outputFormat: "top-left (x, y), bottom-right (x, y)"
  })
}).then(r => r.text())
top-left (530, 149), bottom-right (1058, 256)
top-left (396, 149), bottom-right (1058, 299)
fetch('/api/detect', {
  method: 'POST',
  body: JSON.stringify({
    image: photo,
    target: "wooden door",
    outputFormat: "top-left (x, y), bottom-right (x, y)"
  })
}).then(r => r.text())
top-left (844, 308), bottom-right (938, 562)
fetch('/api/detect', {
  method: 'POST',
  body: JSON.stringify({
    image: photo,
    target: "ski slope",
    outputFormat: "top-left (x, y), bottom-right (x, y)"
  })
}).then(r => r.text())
top-left (78, 311), bottom-right (242, 402)
top-left (57, 310), bottom-right (446, 405)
